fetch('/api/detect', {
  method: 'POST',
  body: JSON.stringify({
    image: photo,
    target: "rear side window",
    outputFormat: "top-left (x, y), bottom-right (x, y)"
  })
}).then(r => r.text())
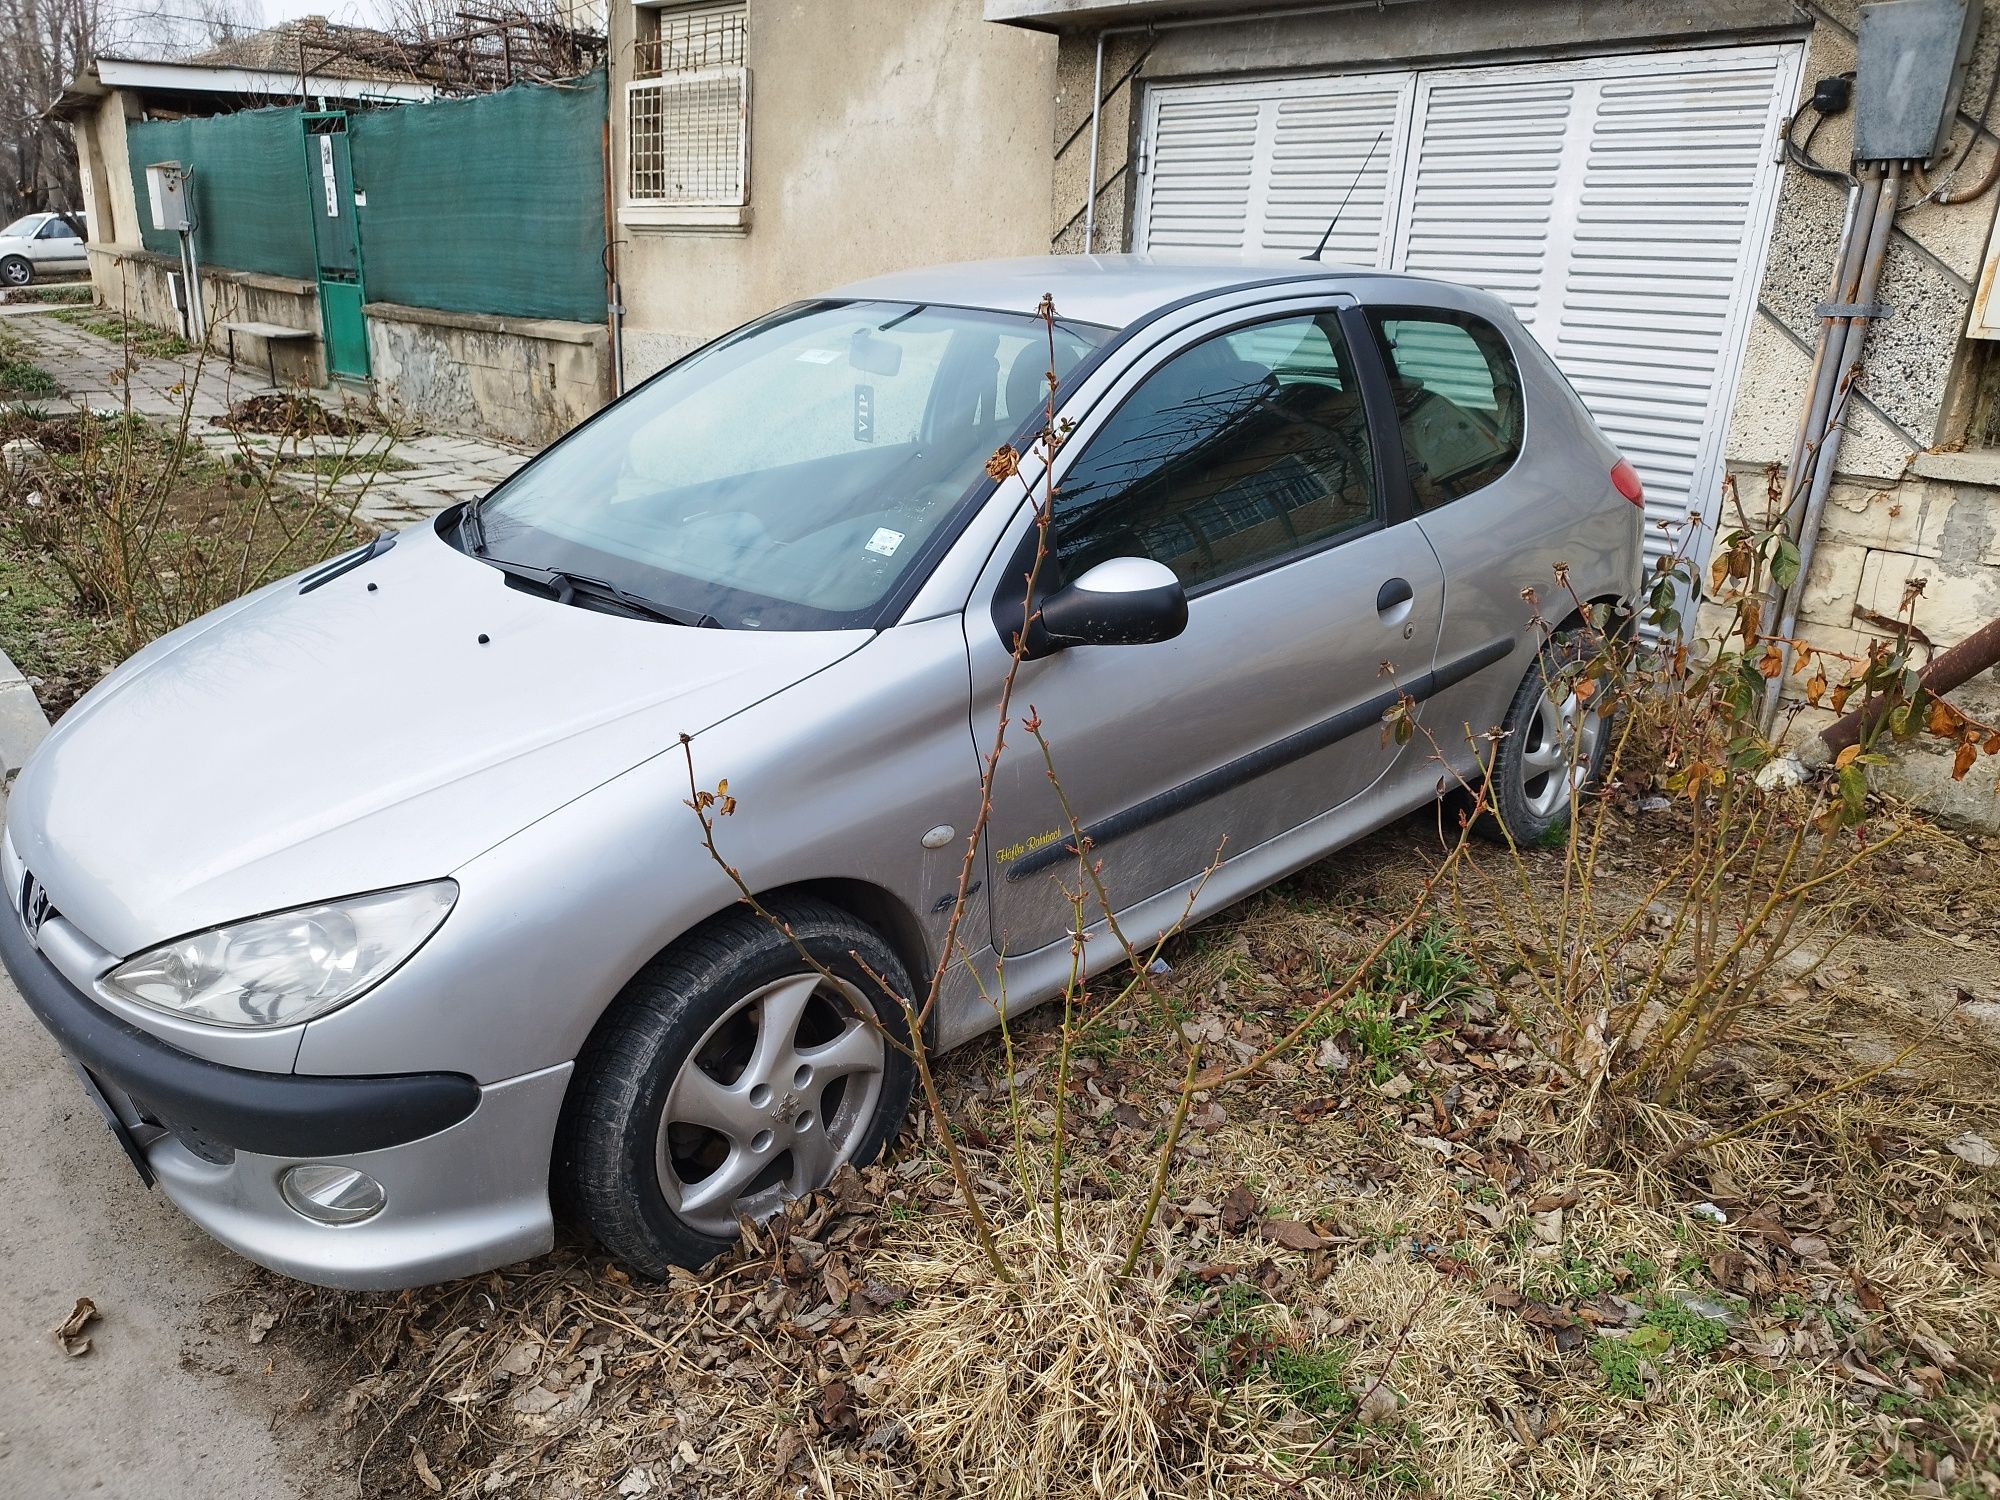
top-left (1367, 310), bottom-right (1523, 509)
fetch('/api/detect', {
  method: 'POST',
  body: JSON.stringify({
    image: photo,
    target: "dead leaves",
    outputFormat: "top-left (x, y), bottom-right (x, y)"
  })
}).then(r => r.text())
top-left (1218, 1183), bottom-right (1258, 1235)
top-left (52, 1296), bottom-right (97, 1357)
top-left (1946, 1131), bottom-right (1999, 1169)
top-left (1257, 1218), bottom-right (1345, 1252)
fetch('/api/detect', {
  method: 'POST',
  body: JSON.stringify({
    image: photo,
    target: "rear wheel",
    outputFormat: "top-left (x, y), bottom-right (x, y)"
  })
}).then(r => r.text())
top-left (0, 256), bottom-right (31, 288)
top-left (1471, 630), bottom-right (1608, 846)
top-left (557, 898), bottom-right (916, 1276)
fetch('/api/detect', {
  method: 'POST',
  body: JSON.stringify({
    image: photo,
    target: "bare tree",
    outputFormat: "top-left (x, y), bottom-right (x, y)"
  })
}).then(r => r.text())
top-left (0, 0), bottom-right (102, 218)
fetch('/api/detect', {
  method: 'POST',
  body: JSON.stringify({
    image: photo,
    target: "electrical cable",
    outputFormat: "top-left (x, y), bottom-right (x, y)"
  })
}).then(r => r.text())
top-left (1915, 57), bottom-right (2000, 205)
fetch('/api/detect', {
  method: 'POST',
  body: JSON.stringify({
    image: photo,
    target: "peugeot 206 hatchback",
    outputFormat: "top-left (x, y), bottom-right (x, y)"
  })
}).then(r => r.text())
top-left (3, 256), bottom-right (1641, 1288)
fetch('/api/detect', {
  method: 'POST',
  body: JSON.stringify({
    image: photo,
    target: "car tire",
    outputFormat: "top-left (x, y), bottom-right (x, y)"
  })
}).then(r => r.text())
top-left (1466, 629), bottom-right (1610, 847)
top-left (0, 256), bottom-right (31, 288)
top-left (556, 897), bottom-right (917, 1277)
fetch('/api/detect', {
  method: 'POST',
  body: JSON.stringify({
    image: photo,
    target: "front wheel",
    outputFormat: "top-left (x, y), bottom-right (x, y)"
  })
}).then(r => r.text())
top-left (1474, 630), bottom-right (1610, 845)
top-left (0, 256), bottom-right (32, 288)
top-left (557, 898), bottom-right (916, 1276)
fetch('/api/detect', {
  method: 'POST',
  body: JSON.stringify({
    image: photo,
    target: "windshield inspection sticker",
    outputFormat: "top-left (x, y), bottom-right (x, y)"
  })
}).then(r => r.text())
top-left (865, 527), bottom-right (905, 558)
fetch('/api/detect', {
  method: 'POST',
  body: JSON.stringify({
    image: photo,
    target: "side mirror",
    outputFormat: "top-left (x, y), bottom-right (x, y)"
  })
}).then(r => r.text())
top-left (1029, 557), bottom-right (1188, 657)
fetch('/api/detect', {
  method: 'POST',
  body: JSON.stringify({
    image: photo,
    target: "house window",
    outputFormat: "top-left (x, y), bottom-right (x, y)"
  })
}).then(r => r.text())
top-left (624, 1), bottom-right (748, 230)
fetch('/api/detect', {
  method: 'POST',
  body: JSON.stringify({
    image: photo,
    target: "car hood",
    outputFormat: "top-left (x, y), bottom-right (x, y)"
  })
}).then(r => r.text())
top-left (9, 523), bottom-right (870, 957)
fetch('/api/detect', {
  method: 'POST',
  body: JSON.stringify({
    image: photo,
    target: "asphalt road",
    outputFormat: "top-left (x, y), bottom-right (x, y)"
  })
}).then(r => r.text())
top-left (0, 957), bottom-right (338, 1498)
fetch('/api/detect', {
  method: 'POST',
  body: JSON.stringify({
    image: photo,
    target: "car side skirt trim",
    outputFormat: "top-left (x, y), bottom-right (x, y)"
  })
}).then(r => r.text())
top-left (1005, 635), bottom-right (1515, 883)
top-left (0, 905), bottom-right (480, 1157)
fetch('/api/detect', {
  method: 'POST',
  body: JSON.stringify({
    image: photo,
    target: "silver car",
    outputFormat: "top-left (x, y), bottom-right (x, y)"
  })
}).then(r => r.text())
top-left (2, 257), bottom-right (1641, 1288)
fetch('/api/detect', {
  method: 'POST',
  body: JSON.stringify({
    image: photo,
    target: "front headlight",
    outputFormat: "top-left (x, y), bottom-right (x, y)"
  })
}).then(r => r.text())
top-left (99, 881), bottom-right (457, 1029)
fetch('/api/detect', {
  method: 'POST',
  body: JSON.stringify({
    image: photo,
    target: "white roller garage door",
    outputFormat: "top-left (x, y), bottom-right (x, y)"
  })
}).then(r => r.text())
top-left (1136, 44), bottom-right (1802, 583)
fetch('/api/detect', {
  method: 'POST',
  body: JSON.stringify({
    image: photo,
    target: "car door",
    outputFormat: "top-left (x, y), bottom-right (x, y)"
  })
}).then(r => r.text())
top-left (32, 217), bottom-right (82, 271)
top-left (966, 299), bottom-right (1445, 960)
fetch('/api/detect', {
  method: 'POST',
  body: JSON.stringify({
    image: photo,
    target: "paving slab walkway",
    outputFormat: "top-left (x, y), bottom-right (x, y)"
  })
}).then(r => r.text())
top-left (7, 308), bottom-right (532, 530)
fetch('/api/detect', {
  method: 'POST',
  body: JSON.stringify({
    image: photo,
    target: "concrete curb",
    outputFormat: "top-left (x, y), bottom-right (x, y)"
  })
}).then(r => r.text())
top-left (0, 645), bottom-right (50, 782)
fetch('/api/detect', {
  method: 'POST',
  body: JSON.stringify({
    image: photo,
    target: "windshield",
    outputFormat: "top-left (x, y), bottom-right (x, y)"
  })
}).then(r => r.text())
top-left (0, 215), bottom-right (42, 239)
top-left (469, 301), bottom-right (1106, 630)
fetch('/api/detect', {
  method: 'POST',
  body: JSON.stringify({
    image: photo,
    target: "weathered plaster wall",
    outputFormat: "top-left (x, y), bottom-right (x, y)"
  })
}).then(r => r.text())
top-left (612, 0), bottom-right (1059, 381)
top-left (365, 303), bottom-right (609, 448)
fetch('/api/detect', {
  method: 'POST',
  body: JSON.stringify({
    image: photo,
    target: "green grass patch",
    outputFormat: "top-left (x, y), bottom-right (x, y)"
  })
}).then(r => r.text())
top-left (1304, 924), bottom-right (1478, 1080)
top-left (1589, 1335), bottom-right (1645, 1399)
top-left (0, 322), bottom-right (57, 398)
top-left (1190, 1280), bottom-right (1358, 1420)
top-left (278, 451), bottom-right (415, 477)
top-left (52, 308), bottom-right (191, 360)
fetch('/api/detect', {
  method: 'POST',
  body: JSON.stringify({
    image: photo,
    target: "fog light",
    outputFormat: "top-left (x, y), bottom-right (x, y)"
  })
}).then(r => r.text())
top-left (280, 1164), bottom-right (386, 1225)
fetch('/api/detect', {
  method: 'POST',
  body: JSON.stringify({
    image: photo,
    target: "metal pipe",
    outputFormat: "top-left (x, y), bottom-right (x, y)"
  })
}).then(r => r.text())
top-left (1074, 0), bottom-right (1436, 255)
top-left (1760, 160), bottom-right (1904, 732)
top-left (1083, 28), bottom-right (1104, 253)
top-left (1776, 175), bottom-right (1870, 513)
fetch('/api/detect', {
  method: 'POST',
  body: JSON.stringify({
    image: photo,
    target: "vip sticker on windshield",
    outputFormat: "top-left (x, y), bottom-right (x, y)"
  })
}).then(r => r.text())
top-left (796, 348), bottom-right (841, 364)
top-left (854, 385), bottom-right (875, 443)
top-left (865, 527), bottom-right (905, 558)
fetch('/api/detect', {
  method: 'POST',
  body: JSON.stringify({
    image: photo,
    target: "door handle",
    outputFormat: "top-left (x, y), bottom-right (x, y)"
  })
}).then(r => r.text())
top-left (1376, 577), bottom-right (1414, 616)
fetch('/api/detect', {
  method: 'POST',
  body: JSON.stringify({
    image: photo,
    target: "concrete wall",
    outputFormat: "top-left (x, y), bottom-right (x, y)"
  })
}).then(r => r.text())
top-left (89, 243), bottom-right (326, 386)
top-left (364, 303), bottom-right (609, 448)
top-left (611, 0), bottom-right (1060, 380)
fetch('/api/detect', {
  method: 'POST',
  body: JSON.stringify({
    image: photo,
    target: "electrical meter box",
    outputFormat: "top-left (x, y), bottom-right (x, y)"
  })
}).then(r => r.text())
top-left (1854, 0), bottom-right (1984, 161)
top-left (145, 162), bottom-right (191, 233)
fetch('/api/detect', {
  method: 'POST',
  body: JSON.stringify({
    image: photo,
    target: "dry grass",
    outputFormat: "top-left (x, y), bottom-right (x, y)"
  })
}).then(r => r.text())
top-left (232, 802), bottom-right (2000, 1500)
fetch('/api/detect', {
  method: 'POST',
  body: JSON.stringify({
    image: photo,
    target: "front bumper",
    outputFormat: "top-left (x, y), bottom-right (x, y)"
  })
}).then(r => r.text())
top-left (1, 898), bottom-right (568, 1289)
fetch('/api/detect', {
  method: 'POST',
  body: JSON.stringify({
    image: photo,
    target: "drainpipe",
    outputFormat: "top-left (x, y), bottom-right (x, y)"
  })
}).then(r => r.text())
top-left (1082, 29), bottom-right (1105, 253)
top-left (1759, 160), bottom-right (1904, 732)
top-left (1073, 0), bottom-right (1436, 256)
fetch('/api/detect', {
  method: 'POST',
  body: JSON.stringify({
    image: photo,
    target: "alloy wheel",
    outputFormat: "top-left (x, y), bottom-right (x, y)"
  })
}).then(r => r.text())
top-left (655, 972), bottom-right (886, 1237)
top-left (0, 259), bottom-right (30, 287)
top-left (1518, 681), bottom-right (1601, 821)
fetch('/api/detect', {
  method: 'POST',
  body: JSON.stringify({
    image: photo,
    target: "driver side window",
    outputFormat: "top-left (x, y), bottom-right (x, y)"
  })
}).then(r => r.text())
top-left (1052, 313), bottom-right (1378, 593)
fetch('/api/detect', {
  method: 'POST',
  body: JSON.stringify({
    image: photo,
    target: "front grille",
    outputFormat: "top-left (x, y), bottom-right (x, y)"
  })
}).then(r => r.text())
top-left (19, 868), bottom-right (57, 939)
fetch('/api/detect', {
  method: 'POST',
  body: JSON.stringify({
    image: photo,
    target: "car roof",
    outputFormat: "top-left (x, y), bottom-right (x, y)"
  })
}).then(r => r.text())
top-left (825, 253), bottom-right (1460, 332)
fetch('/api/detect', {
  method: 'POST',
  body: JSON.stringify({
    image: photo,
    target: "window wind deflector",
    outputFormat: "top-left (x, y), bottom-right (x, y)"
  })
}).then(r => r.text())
top-left (298, 532), bottom-right (396, 594)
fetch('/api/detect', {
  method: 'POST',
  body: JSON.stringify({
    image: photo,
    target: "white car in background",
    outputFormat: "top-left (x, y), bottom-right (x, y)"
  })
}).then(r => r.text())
top-left (0, 212), bottom-right (88, 286)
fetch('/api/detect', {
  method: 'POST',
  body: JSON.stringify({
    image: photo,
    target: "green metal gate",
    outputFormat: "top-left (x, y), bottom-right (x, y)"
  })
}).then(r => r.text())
top-left (303, 112), bottom-right (369, 380)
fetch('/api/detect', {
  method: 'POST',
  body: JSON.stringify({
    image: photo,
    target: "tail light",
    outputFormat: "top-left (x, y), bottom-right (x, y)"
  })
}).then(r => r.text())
top-left (1610, 458), bottom-right (1645, 507)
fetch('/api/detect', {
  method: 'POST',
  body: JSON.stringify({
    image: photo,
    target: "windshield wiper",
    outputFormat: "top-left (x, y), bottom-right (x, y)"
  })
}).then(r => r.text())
top-left (550, 570), bottom-right (720, 628)
top-left (457, 497), bottom-right (489, 554)
top-left (479, 554), bottom-right (720, 628)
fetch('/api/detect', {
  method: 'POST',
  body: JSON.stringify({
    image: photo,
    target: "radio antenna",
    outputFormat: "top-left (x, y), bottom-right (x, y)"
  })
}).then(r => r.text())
top-left (1304, 129), bottom-right (1385, 263)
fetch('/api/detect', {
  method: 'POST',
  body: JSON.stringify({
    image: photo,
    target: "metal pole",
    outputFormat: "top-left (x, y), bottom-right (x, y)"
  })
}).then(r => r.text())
top-left (1082, 29), bottom-right (1104, 254)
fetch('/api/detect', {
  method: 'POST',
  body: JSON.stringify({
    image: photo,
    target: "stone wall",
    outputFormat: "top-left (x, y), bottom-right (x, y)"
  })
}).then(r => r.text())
top-left (1719, 0), bottom-right (2000, 826)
